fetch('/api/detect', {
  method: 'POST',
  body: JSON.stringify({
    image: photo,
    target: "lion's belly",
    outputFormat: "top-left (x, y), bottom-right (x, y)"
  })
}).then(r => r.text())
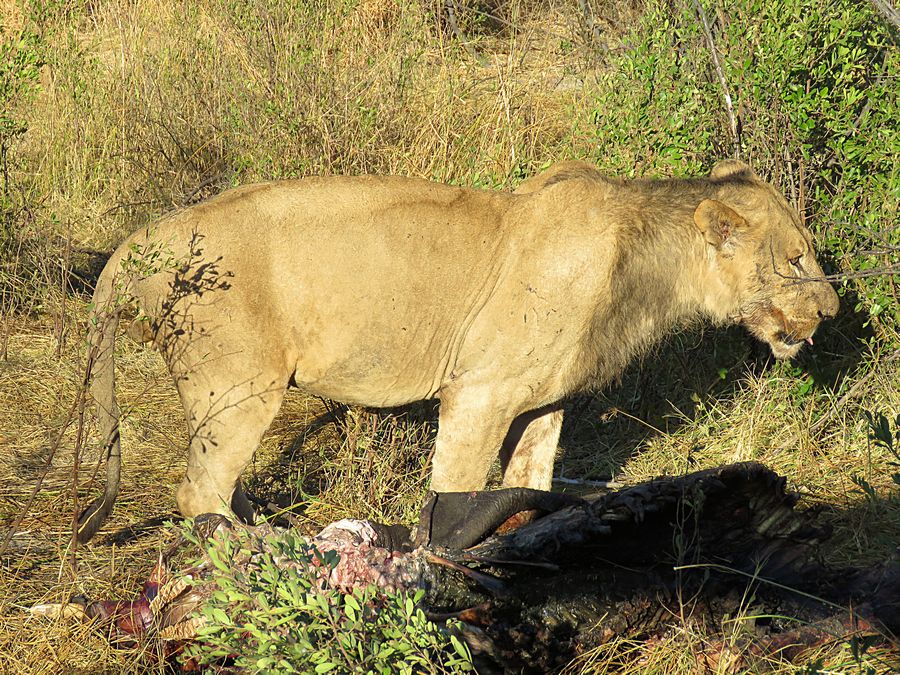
top-left (291, 363), bottom-right (441, 408)
top-left (260, 218), bottom-right (504, 406)
top-left (270, 245), bottom-right (592, 411)
top-left (284, 296), bottom-right (467, 407)
top-left (283, 287), bottom-right (589, 411)
top-left (289, 337), bottom-right (456, 407)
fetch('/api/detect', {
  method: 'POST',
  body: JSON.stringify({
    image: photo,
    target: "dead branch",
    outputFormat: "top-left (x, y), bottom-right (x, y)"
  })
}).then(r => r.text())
top-left (691, 0), bottom-right (741, 158)
top-left (443, 1), bottom-right (479, 61)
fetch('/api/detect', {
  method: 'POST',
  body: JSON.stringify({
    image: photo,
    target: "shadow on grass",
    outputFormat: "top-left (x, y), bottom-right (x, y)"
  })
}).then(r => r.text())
top-left (246, 400), bottom-right (439, 517)
top-left (66, 247), bottom-right (111, 296)
top-left (559, 291), bottom-right (875, 481)
top-left (816, 489), bottom-right (900, 568)
top-left (98, 514), bottom-right (177, 547)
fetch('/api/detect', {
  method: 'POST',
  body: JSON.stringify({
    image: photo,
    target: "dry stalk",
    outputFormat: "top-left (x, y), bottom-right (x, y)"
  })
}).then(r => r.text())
top-left (794, 265), bottom-right (900, 283)
top-left (55, 225), bottom-right (73, 358)
top-left (576, 0), bottom-right (602, 46)
top-left (690, 0), bottom-right (740, 158)
top-left (495, 56), bottom-right (516, 173)
top-left (0, 232), bottom-right (23, 361)
top-left (0, 341), bottom-right (96, 560)
top-left (871, 0), bottom-right (900, 29)
top-left (66, 340), bottom-right (95, 577)
top-left (443, 0), bottom-right (479, 60)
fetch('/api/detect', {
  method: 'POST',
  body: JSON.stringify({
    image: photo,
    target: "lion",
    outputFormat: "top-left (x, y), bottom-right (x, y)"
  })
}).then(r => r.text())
top-left (76, 159), bottom-right (839, 542)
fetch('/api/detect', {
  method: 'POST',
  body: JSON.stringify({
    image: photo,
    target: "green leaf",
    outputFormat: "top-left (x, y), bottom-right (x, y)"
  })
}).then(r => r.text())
top-left (450, 634), bottom-right (471, 661)
top-left (344, 593), bottom-right (361, 612)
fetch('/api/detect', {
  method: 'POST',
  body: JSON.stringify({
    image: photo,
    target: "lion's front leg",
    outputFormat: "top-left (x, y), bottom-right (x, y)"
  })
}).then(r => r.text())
top-left (431, 385), bottom-right (521, 492)
top-left (499, 405), bottom-right (563, 490)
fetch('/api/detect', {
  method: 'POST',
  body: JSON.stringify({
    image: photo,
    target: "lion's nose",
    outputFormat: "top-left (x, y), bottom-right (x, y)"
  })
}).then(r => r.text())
top-left (818, 287), bottom-right (840, 321)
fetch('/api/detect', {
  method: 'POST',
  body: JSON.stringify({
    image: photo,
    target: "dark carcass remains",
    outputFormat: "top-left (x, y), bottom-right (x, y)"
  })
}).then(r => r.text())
top-left (41, 463), bottom-right (899, 671)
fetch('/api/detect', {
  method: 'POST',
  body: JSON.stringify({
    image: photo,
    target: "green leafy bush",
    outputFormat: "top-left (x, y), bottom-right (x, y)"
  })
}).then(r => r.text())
top-left (587, 0), bottom-right (898, 337)
top-left (1, 17), bottom-right (46, 303)
top-left (865, 409), bottom-right (900, 490)
top-left (182, 524), bottom-right (473, 674)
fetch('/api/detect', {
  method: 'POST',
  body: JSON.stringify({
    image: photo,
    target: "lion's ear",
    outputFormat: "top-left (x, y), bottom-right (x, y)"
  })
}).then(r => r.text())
top-left (710, 159), bottom-right (755, 181)
top-left (693, 199), bottom-right (750, 249)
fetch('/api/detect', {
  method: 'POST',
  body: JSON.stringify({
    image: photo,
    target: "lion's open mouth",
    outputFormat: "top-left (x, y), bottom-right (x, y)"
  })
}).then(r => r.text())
top-left (777, 331), bottom-right (814, 347)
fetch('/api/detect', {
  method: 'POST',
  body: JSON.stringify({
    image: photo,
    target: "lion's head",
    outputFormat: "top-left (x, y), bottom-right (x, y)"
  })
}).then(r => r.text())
top-left (694, 160), bottom-right (840, 359)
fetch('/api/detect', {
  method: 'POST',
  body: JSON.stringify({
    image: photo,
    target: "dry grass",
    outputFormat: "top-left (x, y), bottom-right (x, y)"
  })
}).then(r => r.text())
top-left (1, 0), bottom-right (898, 672)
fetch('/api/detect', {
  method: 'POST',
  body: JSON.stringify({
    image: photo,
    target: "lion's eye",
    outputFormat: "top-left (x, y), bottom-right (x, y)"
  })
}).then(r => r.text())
top-left (789, 255), bottom-right (802, 268)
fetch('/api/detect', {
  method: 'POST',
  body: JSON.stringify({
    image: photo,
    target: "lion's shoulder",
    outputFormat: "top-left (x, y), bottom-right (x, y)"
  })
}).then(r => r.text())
top-left (514, 161), bottom-right (607, 195)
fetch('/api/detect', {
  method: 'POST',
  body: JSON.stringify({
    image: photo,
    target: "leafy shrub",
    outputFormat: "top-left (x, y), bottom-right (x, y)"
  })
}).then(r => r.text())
top-left (864, 409), bottom-right (900, 492)
top-left (587, 0), bottom-right (898, 338)
top-left (0, 13), bottom-right (48, 314)
top-left (182, 523), bottom-right (473, 673)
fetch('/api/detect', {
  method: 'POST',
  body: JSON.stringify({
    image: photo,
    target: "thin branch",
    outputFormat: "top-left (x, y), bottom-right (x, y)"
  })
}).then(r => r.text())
top-left (857, 248), bottom-right (900, 256)
top-left (691, 0), bottom-right (740, 158)
top-left (785, 264), bottom-right (900, 283)
top-left (576, 0), bottom-right (603, 47)
top-left (0, 342), bottom-right (97, 559)
top-left (179, 173), bottom-right (227, 207)
top-left (443, 1), bottom-right (479, 61)
top-left (552, 476), bottom-right (623, 489)
top-left (825, 51), bottom-right (889, 169)
top-left (99, 200), bottom-right (155, 218)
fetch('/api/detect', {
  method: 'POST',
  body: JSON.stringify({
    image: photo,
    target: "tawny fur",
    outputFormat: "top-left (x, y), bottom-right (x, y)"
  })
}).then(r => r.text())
top-left (77, 160), bottom-right (839, 542)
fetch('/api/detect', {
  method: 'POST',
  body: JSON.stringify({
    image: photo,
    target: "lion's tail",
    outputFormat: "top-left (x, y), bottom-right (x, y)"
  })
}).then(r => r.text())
top-left (76, 255), bottom-right (125, 544)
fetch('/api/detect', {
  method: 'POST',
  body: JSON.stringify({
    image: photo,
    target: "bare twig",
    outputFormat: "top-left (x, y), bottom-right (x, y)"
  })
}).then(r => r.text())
top-left (98, 200), bottom-right (155, 218)
top-left (885, 251), bottom-right (899, 307)
top-left (576, 0), bottom-right (602, 47)
top-left (0, 345), bottom-right (96, 559)
top-left (443, 1), bottom-right (479, 61)
top-left (824, 52), bottom-right (888, 169)
top-left (494, 57), bottom-right (516, 173)
top-left (67, 343), bottom-right (93, 578)
top-left (55, 224), bottom-right (72, 357)
top-left (768, 233), bottom-right (900, 284)
top-left (552, 476), bottom-right (623, 489)
top-left (786, 265), bottom-right (900, 283)
top-left (691, 0), bottom-right (740, 158)
top-left (0, 233), bottom-right (25, 361)
top-left (857, 248), bottom-right (900, 256)
top-left (179, 173), bottom-right (227, 207)
top-left (846, 221), bottom-right (900, 250)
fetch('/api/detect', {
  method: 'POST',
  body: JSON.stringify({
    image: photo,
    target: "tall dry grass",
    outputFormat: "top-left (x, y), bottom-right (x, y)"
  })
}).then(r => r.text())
top-left (22, 0), bottom-right (588, 246)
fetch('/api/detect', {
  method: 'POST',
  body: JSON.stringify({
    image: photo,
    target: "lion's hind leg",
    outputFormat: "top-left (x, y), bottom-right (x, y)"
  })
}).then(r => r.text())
top-left (172, 358), bottom-right (288, 521)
